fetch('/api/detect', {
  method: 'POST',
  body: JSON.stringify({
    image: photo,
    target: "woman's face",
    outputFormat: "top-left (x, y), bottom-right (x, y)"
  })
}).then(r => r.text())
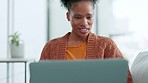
top-left (67, 1), bottom-right (94, 38)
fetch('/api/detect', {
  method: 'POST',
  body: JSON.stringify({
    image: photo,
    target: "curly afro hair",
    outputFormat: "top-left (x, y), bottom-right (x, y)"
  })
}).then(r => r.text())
top-left (60, 0), bottom-right (98, 10)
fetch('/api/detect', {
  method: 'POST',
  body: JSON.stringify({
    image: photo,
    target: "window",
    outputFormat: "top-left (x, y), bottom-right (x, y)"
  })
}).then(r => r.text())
top-left (112, 0), bottom-right (148, 68)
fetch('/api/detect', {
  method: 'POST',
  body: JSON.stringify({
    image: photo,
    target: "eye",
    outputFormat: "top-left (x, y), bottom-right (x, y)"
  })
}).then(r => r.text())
top-left (87, 16), bottom-right (92, 20)
top-left (74, 16), bottom-right (81, 19)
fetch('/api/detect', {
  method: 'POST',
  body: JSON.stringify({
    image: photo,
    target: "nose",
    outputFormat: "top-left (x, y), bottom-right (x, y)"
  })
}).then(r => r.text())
top-left (80, 18), bottom-right (88, 27)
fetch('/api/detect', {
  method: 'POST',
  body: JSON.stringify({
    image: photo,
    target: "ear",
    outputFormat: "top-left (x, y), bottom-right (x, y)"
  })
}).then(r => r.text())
top-left (66, 12), bottom-right (70, 21)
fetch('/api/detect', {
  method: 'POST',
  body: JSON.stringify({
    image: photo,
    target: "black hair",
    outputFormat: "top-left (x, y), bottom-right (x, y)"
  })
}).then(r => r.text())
top-left (61, 0), bottom-right (98, 10)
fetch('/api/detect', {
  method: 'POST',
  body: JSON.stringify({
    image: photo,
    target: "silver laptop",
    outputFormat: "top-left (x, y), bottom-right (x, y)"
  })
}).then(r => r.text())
top-left (29, 59), bottom-right (128, 83)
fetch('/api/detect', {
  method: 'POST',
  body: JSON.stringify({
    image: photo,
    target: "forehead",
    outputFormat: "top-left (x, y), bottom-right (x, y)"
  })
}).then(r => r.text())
top-left (69, 1), bottom-right (94, 15)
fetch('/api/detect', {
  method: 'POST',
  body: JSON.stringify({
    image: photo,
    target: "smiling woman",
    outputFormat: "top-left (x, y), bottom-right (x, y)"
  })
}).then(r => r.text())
top-left (66, 1), bottom-right (94, 43)
top-left (40, 0), bottom-right (132, 83)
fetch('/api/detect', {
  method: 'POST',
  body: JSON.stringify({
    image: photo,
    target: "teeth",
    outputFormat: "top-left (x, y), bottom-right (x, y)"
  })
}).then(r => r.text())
top-left (79, 28), bottom-right (88, 33)
top-left (79, 28), bottom-right (89, 30)
top-left (81, 29), bottom-right (87, 30)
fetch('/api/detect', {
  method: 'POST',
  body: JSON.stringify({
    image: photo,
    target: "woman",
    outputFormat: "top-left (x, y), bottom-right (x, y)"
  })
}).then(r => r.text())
top-left (40, 0), bottom-right (132, 83)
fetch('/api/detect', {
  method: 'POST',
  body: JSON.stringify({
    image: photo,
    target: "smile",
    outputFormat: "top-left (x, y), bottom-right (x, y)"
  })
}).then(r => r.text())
top-left (79, 28), bottom-right (89, 33)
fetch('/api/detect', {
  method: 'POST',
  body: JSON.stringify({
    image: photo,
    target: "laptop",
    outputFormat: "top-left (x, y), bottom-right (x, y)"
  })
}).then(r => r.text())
top-left (29, 59), bottom-right (128, 83)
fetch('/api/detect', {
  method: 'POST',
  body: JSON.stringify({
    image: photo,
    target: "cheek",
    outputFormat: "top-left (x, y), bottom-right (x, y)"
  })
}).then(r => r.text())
top-left (71, 19), bottom-right (79, 27)
top-left (89, 20), bottom-right (94, 26)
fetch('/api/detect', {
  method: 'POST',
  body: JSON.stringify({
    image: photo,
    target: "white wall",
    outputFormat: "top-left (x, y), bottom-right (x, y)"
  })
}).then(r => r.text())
top-left (14, 0), bottom-right (47, 60)
top-left (97, 0), bottom-right (148, 68)
top-left (0, 0), bottom-right (7, 58)
top-left (49, 0), bottom-right (70, 39)
top-left (0, 0), bottom-right (8, 83)
top-left (0, 0), bottom-right (47, 83)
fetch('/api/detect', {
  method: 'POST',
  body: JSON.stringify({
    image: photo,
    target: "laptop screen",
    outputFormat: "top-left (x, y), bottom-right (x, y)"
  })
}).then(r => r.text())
top-left (30, 59), bottom-right (128, 83)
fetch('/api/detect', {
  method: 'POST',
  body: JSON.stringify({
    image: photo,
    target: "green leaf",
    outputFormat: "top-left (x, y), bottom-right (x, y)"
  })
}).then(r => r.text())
top-left (9, 31), bottom-right (21, 46)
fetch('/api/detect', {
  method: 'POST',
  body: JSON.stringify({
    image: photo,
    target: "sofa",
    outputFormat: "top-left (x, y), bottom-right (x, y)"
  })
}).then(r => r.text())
top-left (131, 51), bottom-right (148, 83)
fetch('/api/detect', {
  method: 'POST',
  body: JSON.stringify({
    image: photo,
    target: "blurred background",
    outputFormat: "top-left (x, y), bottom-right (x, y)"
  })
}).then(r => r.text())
top-left (0, 0), bottom-right (148, 83)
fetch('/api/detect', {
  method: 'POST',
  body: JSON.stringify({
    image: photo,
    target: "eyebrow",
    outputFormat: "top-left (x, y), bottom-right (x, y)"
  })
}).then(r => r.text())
top-left (74, 13), bottom-right (93, 16)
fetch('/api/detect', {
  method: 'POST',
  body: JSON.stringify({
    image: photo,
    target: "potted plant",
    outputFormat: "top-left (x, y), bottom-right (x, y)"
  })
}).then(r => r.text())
top-left (9, 32), bottom-right (24, 58)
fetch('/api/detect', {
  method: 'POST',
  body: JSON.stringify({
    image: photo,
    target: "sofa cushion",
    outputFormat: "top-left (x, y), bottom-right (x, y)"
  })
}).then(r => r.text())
top-left (131, 51), bottom-right (148, 83)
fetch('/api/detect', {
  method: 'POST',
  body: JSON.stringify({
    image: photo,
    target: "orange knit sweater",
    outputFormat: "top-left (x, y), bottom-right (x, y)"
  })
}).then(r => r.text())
top-left (40, 32), bottom-right (132, 83)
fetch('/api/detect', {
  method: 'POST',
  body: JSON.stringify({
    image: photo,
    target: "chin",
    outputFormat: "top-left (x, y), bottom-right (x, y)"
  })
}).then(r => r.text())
top-left (79, 32), bottom-right (90, 38)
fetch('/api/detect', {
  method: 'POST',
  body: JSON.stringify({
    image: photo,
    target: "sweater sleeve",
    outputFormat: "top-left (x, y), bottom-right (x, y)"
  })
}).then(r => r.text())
top-left (104, 38), bottom-right (132, 83)
top-left (104, 38), bottom-right (123, 58)
top-left (40, 42), bottom-right (51, 60)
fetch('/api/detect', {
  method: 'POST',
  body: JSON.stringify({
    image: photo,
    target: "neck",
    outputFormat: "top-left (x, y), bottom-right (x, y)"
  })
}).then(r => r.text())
top-left (68, 33), bottom-right (88, 46)
top-left (69, 33), bottom-right (88, 42)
